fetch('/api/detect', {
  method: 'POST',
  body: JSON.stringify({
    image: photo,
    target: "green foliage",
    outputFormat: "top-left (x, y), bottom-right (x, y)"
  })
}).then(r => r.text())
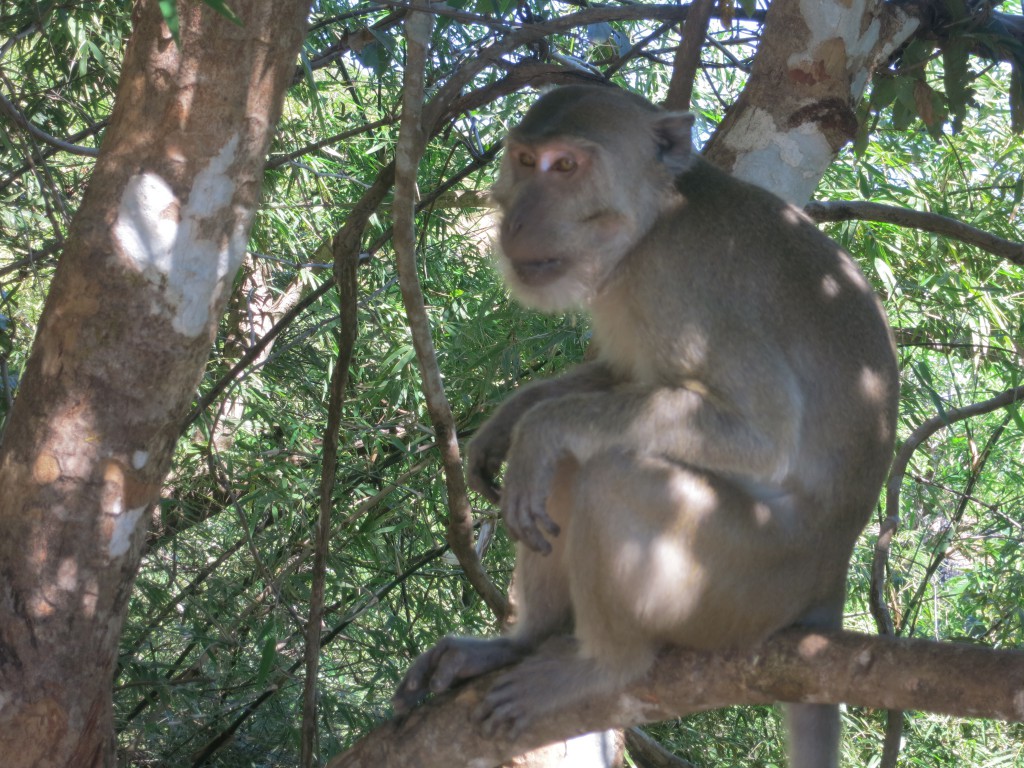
top-left (2, 1), bottom-right (1024, 766)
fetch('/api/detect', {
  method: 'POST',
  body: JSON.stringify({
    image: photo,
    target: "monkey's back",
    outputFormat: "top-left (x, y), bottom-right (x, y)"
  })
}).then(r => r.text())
top-left (592, 158), bottom-right (899, 546)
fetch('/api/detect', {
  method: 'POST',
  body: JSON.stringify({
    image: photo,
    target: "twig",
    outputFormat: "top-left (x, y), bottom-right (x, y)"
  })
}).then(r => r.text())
top-left (0, 92), bottom-right (99, 157)
top-left (805, 200), bottom-right (1024, 265)
top-left (266, 115), bottom-right (398, 169)
top-left (189, 542), bottom-right (450, 766)
top-left (626, 727), bottom-right (698, 768)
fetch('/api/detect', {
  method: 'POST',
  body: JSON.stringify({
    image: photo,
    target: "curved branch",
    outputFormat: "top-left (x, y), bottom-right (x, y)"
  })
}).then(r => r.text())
top-left (626, 727), bottom-right (697, 768)
top-left (392, 1), bottom-right (509, 621)
top-left (871, 386), bottom-right (1024, 767)
top-left (873, 385), bottom-right (1024, 634)
top-left (805, 200), bottom-right (1024, 265)
top-left (326, 629), bottom-right (1024, 768)
top-left (0, 92), bottom-right (99, 157)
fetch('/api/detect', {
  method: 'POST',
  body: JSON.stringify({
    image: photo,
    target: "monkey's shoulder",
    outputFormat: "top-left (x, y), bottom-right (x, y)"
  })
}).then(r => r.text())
top-left (647, 163), bottom-right (880, 313)
top-left (671, 160), bottom-right (833, 254)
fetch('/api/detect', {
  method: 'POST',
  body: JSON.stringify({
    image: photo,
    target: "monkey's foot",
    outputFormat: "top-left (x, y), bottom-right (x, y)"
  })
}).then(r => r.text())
top-left (392, 636), bottom-right (527, 715)
top-left (477, 642), bottom-right (603, 738)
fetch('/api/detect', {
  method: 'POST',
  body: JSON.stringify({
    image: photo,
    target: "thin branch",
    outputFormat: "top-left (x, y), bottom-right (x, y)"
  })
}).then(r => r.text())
top-left (0, 241), bottom-right (62, 279)
top-left (182, 279), bottom-right (331, 429)
top-left (872, 384), bottom-right (1024, 639)
top-left (326, 629), bottom-right (1024, 768)
top-left (301, 229), bottom-right (361, 767)
top-left (626, 727), bottom-right (698, 768)
top-left (392, 0), bottom-right (508, 620)
top-left (0, 92), bottom-right (99, 157)
top-left (189, 542), bottom-right (450, 766)
top-left (266, 115), bottom-right (398, 169)
top-left (805, 200), bottom-right (1024, 266)
top-left (664, 0), bottom-right (714, 111)
top-left (421, 5), bottom-right (705, 132)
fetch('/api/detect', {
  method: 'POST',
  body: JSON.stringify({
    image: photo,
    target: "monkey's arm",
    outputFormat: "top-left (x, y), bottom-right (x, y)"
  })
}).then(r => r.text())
top-left (466, 361), bottom-right (618, 503)
top-left (501, 370), bottom-right (803, 551)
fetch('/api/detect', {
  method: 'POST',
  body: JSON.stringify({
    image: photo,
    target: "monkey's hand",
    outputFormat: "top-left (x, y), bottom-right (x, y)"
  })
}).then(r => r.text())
top-left (501, 428), bottom-right (564, 554)
top-left (466, 421), bottom-right (511, 504)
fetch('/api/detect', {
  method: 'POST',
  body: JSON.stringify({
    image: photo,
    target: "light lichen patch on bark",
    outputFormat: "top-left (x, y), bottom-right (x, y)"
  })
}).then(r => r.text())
top-left (113, 134), bottom-right (248, 337)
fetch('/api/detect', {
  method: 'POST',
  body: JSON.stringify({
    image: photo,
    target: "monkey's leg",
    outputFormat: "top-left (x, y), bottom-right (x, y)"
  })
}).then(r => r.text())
top-left (392, 458), bottom-right (578, 715)
top-left (481, 449), bottom-right (840, 742)
top-left (477, 450), bottom-right (675, 736)
top-left (785, 702), bottom-right (840, 768)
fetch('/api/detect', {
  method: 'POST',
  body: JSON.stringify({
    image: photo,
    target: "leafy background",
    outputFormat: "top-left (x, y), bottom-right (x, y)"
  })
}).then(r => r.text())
top-left (1, 1), bottom-right (1023, 766)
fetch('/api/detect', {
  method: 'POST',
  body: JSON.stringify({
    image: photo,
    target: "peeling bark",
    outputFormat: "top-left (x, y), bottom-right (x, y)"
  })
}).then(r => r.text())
top-left (0, 2), bottom-right (311, 765)
top-left (705, 0), bottom-right (920, 204)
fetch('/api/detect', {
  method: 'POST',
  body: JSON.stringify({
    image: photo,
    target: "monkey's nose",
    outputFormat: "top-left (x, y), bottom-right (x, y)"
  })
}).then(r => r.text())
top-left (502, 211), bottom-right (524, 239)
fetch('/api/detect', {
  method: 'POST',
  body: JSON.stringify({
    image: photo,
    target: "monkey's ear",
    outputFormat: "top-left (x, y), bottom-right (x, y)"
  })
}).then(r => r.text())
top-left (654, 112), bottom-right (697, 175)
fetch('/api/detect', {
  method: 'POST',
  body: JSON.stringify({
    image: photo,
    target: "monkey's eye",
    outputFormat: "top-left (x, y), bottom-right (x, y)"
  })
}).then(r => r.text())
top-left (518, 152), bottom-right (537, 168)
top-left (551, 156), bottom-right (577, 173)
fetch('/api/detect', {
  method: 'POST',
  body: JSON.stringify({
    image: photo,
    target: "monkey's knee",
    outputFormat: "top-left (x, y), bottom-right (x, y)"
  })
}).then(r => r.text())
top-left (568, 453), bottom-right (783, 649)
top-left (562, 452), bottom-right (700, 663)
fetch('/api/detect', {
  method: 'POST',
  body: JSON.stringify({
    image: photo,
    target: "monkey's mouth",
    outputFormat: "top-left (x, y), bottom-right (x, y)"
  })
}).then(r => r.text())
top-left (511, 258), bottom-right (567, 285)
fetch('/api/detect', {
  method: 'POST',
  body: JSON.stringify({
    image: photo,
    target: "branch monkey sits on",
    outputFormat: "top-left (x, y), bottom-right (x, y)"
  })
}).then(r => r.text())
top-left (394, 84), bottom-right (899, 768)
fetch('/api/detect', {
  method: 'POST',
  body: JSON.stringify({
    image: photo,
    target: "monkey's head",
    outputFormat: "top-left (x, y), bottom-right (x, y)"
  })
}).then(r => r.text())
top-left (491, 85), bottom-right (696, 313)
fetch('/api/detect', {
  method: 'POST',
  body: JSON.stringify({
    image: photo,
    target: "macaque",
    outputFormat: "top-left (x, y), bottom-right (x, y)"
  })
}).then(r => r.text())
top-left (394, 85), bottom-right (898, 768)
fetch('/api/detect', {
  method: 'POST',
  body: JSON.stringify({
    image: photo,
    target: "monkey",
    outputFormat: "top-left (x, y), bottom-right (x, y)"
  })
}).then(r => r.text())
top-left (393, 84), bottom-right (899, 768)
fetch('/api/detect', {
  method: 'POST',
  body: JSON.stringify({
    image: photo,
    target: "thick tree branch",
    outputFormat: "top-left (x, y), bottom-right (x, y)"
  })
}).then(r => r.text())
top-left (704, 0), bottom-right (921, 202)
top-left (326, 629), bottom-right (1024, 768)
top-left (806, 200), bottom-right (1024, 265)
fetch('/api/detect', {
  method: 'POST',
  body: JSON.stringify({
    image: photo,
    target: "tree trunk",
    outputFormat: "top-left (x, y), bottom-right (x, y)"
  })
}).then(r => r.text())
top-left (0, 2), bottom-right (310, 766)
top-left (704, 0), bottom-right (920, 204)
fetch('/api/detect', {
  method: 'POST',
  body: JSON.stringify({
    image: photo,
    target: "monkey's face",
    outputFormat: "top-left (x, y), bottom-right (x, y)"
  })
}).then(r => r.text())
top-left (492, 137), bottom-right (638, 312)
top-left (490, 86), bottom-right (694, 314)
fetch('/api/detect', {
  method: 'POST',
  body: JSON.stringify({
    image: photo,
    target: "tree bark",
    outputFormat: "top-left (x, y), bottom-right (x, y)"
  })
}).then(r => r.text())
top-left (705, 0), bottom-right (920, 203)
top-left (0, 2), bottom-right (310, 766)
top-left (327, 629), bottom-right (1024, 768)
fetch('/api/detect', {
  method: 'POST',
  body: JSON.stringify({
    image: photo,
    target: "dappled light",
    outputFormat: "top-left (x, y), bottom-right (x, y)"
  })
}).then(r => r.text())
top-left (2, 1), bottom-right (1024, 767)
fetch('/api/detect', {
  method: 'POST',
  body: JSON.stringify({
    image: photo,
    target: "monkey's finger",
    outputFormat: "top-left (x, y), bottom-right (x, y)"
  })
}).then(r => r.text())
top-left (503, 488), bottom-right (551, 551)
top-left (515, 519), bottom-right (553, 555)
top-left (479, 478), bottom-right (503, 505)
top-left (477, 679), bottom-right (530, 738)
top-left (533, 506), bottom-right (560, 538)
top-left (391, 682), bottom-right (428, 715)
top-left (467, 466), bottom-right (502, 504)
top-left (426, 649), bottom-right (471, 693)
top-left (392, 644), bottom-right (446, 714)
